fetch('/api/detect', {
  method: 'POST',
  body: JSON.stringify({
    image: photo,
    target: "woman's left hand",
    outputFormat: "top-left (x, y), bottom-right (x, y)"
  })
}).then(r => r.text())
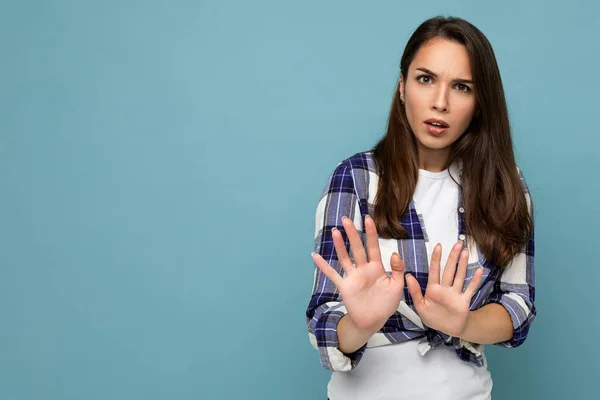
top-left (406, 242), bottom-right (483, 338)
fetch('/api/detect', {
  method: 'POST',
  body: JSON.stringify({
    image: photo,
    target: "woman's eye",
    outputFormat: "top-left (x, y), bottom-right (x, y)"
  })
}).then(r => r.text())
top-left (417, 75), bottom-right (432, 84)
top-left (456, 83), bottom-right (471, 92)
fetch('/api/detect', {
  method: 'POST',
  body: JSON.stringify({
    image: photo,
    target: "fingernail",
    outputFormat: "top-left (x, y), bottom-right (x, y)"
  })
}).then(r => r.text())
top-left (341, 216), bottom-right (348, 221)
top-left (365, 215), bottom-right (372, 220)
top-left (332, 227), bottom-right (338, 232)
top-left (311, 252), bottom-right (316, 257)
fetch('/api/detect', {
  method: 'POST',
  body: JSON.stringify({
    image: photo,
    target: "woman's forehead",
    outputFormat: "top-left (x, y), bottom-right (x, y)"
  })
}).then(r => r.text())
top-left (410, 38), bottom-right (472, 79)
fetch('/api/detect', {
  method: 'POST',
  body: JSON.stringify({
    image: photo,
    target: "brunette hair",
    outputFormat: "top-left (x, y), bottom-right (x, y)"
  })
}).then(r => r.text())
top-left (372, 16), bottom-right (533, 268)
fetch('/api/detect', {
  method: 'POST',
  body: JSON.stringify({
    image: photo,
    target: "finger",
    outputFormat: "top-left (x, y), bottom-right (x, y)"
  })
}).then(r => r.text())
top-left (341, 216), bottom-right (368, 266)
top-left (331, 227), bottom-right (355, 277)
top-left (390, 252), bottom-right (406, 284)
top-left (452, 248), bottom-right (470, 292)
top-left (406, 274), bottom-right (424, 306)
top-left (428, 244), bottom-right (442, 286)
top-left (311, 252), bottom-right (344, 288)
top-left (364, 215), bottom-right (382, 263)
top-left (441, 241), bottom-right (464, 286)
top-left (463, 267), bottom-right (484, 298)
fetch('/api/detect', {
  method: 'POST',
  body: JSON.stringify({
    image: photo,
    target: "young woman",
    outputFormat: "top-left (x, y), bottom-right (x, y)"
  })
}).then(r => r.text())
top-left (305, 16), bottom-right (536, 400)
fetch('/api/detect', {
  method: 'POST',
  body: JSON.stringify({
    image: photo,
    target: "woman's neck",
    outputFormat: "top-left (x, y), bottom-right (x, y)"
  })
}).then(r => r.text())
top-left (417, 148), bottom-right (450, 172)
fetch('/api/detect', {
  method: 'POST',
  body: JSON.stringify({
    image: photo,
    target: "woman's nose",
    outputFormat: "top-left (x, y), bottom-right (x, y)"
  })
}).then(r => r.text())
top-left (431, 87), bottom-right (449, 112)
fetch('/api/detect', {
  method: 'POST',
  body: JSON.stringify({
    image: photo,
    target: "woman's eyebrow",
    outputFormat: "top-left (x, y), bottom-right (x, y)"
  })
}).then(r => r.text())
top-left (415, 67), bottom-right (473, 84)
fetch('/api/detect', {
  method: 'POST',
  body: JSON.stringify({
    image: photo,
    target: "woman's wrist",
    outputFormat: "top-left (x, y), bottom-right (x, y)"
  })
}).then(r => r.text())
top-left (337, 315), bottom-right (378, 354)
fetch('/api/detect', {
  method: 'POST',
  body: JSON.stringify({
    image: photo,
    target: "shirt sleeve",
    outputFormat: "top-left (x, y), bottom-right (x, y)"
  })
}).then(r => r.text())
top-left (305, 161), bottom-right (368, 371)
top-left (485, 168), bottom-right (536, 347)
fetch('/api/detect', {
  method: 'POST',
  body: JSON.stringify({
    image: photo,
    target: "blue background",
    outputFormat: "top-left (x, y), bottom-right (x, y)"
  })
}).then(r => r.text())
top-left (1, 1), bottom-right (597, 399)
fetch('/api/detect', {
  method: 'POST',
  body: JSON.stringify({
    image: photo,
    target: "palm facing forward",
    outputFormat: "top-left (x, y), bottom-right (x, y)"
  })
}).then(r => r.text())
top-left (312, 215), bottom-right (406, 333)
top-left (405, 242), bottom-right (483, 337)
top-left (312, 215), bottom-right (483, 337)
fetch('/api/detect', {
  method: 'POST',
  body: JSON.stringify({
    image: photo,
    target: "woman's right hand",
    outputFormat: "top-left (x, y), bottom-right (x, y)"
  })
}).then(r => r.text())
top-left (311, 215), bottom-right (406, 333)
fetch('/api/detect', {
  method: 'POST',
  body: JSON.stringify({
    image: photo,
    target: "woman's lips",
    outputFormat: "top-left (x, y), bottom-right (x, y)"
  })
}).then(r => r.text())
top-left (424, 121), bottom-right (448, 136)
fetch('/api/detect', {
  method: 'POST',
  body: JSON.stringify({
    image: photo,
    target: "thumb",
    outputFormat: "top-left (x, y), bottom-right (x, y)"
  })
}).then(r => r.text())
top-left (390, 252), bottom-right (405, 283)
top-left (406, 273), bottom-right (424, 306)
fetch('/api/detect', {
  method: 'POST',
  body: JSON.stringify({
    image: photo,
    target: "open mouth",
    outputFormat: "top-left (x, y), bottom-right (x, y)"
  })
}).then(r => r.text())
top-left (425, 121), bottom-right (449, 128)
top-left (424, 121), bottom-right (449, 135)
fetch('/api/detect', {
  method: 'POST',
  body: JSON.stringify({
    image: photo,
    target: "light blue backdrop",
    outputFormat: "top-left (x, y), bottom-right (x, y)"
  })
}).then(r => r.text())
top-left (1, 1), bottom-right (597, 399)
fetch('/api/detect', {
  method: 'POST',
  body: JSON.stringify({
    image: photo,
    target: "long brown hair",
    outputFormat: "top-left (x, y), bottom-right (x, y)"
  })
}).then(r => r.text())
top-left (372, 16), bottom-right (533, 268)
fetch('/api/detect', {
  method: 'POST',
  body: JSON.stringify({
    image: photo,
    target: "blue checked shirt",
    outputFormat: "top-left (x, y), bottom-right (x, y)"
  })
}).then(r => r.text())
top-left (305, 151), bottom-right (536, 372)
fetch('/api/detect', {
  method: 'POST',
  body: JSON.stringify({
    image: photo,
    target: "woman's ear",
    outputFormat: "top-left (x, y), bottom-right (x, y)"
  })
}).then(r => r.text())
top-left (398, 75), bottom-right (405, 105)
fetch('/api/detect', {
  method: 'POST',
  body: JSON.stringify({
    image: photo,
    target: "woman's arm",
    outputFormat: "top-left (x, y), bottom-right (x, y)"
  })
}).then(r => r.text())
top-left (460, 167), bottom-right (537, 347)
top-left (458, 303), bottom-right (513, 344)
top-left (337, 314), bottom-right (379, 354)
top-left (306, 161), bottom-right (369, 372)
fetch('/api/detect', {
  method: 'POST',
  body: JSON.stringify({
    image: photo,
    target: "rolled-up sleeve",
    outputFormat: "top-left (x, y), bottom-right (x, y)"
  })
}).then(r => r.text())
top-left (305, 162), bottom-right (368, 371)
top-left (486, 168), bottom-right (536, 347)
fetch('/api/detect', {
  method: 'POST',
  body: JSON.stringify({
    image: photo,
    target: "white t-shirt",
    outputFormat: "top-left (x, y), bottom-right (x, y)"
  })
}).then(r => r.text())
top-left (327, 164), bottom-right (492, 400)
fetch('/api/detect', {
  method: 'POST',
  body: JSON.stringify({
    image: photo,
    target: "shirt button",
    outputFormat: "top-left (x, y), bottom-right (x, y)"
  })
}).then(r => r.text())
top-left (459, 207), bottom-right (465, 213)
top-left (459, 234), bottom-right (466, 241)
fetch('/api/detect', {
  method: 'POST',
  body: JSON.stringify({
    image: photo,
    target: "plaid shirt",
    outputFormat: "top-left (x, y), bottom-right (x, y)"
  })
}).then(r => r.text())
top-left (305, 151), bottom-right (536, 372)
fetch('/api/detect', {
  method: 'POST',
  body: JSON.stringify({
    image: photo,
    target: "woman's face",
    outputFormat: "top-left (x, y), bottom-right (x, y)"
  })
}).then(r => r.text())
top-left (399, 37), bottom-right (477, 169)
